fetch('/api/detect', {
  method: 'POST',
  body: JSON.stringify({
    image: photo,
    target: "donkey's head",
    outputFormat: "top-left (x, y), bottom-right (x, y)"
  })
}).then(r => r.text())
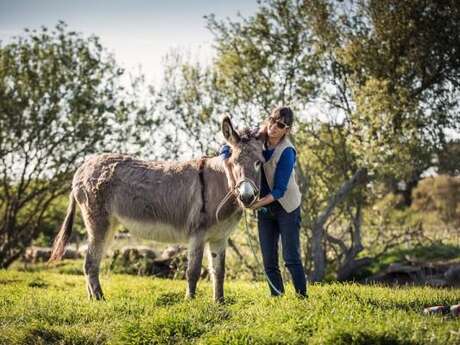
top-left (221, 116), bottom-right (265, 208)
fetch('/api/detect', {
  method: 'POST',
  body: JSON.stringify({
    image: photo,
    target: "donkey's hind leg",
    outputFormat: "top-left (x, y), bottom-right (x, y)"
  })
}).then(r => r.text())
top-left (82, 209), bottom-right (112, 300)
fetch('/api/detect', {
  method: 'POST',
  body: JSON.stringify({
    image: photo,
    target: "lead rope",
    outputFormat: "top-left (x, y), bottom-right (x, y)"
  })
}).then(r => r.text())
top-left (215, 188), bottom-right (237, 222)
top-left (243, 209), bottom-right (284, 296)
top-left (215, 178), bottom-right (259, 222)
top-left (215, 181), bottom-right (283, 295)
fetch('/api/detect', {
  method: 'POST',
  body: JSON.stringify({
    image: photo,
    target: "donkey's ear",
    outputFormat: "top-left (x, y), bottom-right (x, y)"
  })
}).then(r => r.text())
top-left (222, 116), bottom-right (240, 145)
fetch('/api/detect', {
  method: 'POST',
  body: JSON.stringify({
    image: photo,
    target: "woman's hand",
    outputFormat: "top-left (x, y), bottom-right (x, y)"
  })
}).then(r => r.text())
top-left (249, 194), bottom-right (275, 210)
top-left (249, 200), bottom-right (262, 210)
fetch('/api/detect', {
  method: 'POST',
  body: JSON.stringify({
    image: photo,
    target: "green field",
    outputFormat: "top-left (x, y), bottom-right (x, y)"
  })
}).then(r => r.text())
top-left (1, 269), bottom-right (460, 345)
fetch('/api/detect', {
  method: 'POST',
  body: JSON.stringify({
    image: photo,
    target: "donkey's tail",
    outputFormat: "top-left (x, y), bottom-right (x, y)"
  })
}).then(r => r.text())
top-left (49, 191), bottom-right (76, 262)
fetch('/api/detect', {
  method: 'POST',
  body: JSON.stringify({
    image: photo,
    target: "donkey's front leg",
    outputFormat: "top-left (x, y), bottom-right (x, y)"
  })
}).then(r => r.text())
top-left (186, 235), bottom-right (205, 299)
top-left (207, 238), bottom-right (227, 303)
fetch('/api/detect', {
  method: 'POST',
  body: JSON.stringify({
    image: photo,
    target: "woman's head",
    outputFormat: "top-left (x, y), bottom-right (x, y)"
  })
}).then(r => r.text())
top-left (265, 106), bottom-right (294, 140)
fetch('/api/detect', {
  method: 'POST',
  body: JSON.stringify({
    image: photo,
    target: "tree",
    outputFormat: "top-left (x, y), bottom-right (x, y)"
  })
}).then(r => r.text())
top-left (412, 175), bottom-right (460, 229)
top-left (204, 0), bottom-right (370, 280)
top-left (0, 22), bottom-right (136, 268)
top-left (154, 51), bottom-right (226, 159)
top-left (312, 0), bottom-right (460, 177)
top-left (152, 0), bottom-right (460, 280)
top-left (437, 140), bottom-right (460, 176)
top-left (204, 0), bottom-right (460, 280)
top-left (207, 0), bottom-right (319, 116)
top-left (307, 0), bottom-right (460, 278)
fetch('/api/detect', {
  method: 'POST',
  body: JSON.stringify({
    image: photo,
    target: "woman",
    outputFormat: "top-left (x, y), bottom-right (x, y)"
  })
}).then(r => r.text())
top-left (221, 106), bottom-right (307, 297)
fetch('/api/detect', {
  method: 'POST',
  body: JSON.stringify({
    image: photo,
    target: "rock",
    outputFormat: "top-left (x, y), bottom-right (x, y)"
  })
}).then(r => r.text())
top-left (24, 246), bottom-right (81, 263)
top-left (445, 265), bottom-right (460, 286)
top-left (451, 304), bottom-right (460, 317)
top-left (114, 231), bottom-right (131, 240)
top-left (24, 246), bottom-right (51, 263)
top-left (159, 245), bottom-right (183, 260)
top-left (424, 278), bottom-right (447, 287)
top-left (423, 305), bottom-right (450, 315)
top-left (120, 246), bottom-right (158, 260)
top-left (109, 245), bottom-right (207, 279)
top-left (387, 263), bottom-right (422, 274)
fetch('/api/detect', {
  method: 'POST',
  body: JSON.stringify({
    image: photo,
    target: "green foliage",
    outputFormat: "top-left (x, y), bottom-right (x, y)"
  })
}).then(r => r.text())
top-left (32, 194), bottom-right (85, 247)
top-left (207, 0), bottom-right (319, 112)
top-left (318, 0), bottom-right (460, 179)
top-left (201, 0), bottom-right (460, 179)
top-left (362, 192), bottom-right (422, 249)
top-left (412, 176), bottom-right (460, 228)
top-left (155, 52), bottom-right (224, 159)
top-left (295, 121), bottom-right (358, 217)
top-left (196, 0), bottom-right (460, 280)
top-left (358, 242), bottom-right (460, 280)
top-left (437, 140), bottom-right (460, 176)
top-left (1, 270), bottom-right (460, 344)
top-left (0, 22), bottom-right (138, 267)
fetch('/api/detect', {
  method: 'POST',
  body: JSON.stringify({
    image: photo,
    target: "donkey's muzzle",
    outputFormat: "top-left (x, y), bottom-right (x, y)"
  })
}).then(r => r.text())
top-left (237, 181), bottom-right (259, 207)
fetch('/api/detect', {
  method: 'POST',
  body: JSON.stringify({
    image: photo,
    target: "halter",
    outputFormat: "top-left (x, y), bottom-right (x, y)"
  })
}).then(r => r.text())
top-left (215, 178), bottom-right (260, 222)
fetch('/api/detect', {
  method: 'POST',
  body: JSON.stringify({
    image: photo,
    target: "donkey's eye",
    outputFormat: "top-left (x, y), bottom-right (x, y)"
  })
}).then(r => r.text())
top-left (254, 161), bottom-right (261, 172)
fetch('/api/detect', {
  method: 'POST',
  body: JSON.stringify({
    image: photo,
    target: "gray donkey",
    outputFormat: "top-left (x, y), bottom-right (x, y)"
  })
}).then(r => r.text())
top-left (49, 116), bottom-right (264, 302)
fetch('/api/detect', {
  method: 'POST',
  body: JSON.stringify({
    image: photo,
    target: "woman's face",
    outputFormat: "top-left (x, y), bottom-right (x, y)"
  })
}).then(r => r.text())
top-left (267, 116), bottom-right (290, 140)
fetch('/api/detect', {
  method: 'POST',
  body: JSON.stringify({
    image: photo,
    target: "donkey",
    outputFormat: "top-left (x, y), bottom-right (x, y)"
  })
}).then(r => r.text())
top-left (49, 116), bottom-right (265, 302)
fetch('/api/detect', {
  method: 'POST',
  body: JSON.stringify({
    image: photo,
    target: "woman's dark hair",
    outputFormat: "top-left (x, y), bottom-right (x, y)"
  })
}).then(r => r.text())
top-left (271, 106), bottom-right (294, 127)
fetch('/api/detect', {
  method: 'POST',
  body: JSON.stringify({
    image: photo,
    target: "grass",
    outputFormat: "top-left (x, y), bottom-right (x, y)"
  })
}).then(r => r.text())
top-left (1, 271), bottom-right (460, 344)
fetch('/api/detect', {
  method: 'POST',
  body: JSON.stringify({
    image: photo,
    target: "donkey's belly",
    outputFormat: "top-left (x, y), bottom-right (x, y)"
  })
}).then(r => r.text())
top-left (116, 215), bottom-right (187, 243)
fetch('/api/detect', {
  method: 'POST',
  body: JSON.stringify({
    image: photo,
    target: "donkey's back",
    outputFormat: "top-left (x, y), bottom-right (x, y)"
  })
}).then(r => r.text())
top-left (72, 153), bottom-right (204, 242)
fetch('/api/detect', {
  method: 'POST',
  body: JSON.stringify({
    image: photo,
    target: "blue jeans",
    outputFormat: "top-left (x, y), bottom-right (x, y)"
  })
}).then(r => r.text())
top-left (258, 202), bottom-right (307, 297)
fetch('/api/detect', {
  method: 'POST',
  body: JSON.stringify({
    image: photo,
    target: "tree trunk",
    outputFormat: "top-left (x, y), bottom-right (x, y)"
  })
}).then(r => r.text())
top-left (337, 257), bottom-right (372, 281)
top-left (227, 238), bottom-right (258, 280)
top-left (336, 202), bottom-right (369, 281)
top-left (311, 168), bottom-right (368, 282)
top-left (311, 227), bottom-right (326, 281)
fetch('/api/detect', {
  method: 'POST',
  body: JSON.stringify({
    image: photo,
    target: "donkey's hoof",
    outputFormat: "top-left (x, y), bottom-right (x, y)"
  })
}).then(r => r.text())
top-left (94, 292), bottom-right (105, 301)
top-left (214, 296), bottom-right (225, 304)
top-left (185, 293), bottom-right (196, 300)
top-left (88, 290), bottom-right (105, 301)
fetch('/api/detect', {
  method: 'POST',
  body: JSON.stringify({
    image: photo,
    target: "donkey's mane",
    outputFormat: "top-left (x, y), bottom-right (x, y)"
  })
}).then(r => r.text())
top-left (239, 127), bottom-right (258, 142)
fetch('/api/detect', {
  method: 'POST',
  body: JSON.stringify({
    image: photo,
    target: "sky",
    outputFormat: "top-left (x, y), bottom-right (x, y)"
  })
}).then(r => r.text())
top-left (0, 0), bottom-right (259, 85)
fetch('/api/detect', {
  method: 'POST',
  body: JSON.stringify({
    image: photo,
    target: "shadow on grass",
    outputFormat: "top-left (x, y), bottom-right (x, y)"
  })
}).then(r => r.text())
top-left (21, 326), bottom-right (105, 345)
top-left (15, 260), bottom-right (84, 275)
top-left (119, 317), bottom-right (205, 345)
top-left (23, 328), bottom-right (63, 345)
top-left (28, 277), bottom-right (48, 289)
top-left (345, 290), bottom-right (456, 315)
top-left (328, 330), bottom-right (422, 345)
top-left (0, 278), bottom-right (20, 285)
top-left (221, 295), bottom-right (237, 306)
top-left (154, 291), bottom-right (184, 307)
